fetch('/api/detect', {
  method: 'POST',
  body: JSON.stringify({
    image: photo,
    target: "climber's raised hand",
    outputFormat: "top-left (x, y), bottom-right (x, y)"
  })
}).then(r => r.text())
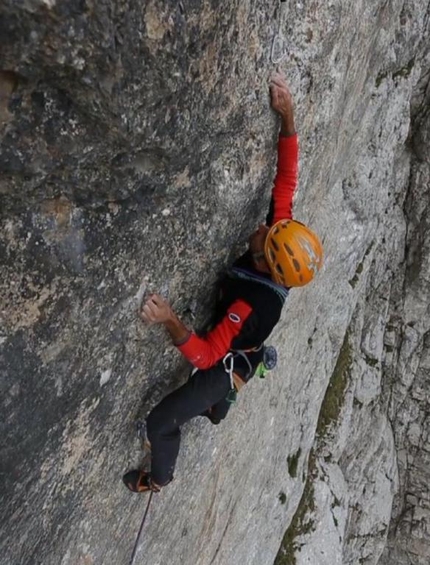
top-left (270, 73), bottom-right (293, 114)
top-left (270, 72), bottom-right (295, 136)
top-left (140, 294), bottom-right (175, 325)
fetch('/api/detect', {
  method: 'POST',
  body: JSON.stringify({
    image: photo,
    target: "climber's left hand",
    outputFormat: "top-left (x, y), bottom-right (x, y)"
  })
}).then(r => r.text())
top-left (140, 294), bottom-right (175, 325)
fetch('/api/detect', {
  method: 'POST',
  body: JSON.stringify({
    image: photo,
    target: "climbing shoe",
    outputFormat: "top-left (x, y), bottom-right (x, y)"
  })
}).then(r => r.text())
top-left (200, 409), bottom-right (221, 425)
top-left (122, 470), bottom-right (161, 493)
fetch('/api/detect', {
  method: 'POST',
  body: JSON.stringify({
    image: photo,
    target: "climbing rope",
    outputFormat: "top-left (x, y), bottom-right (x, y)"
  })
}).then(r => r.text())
top-left (129, 491), bottom-right (154, 565)
top-left (271, 0), bottom-right (288, 64)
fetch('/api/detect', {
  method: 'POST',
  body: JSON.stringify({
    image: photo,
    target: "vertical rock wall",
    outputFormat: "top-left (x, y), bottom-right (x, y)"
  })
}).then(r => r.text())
top-left (1, 1), bottom-right (429, 565)
top-left (1, 3), bottom-right (280, 564)
top-left (379, 61), bottom-right (430, 565)
top-left (275, 2), bottom-right (430, 564)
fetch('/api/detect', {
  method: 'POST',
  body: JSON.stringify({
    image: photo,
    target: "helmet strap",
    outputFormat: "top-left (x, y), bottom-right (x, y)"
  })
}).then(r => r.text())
top-left (252, 252), bottom-right (271, 274)
top-left (252, 251), bottom-right (265, 262)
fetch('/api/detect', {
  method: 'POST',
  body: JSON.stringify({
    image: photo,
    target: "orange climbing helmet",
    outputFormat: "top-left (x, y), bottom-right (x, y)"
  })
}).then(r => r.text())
top-left (264, 220), bottom-right (323, 287)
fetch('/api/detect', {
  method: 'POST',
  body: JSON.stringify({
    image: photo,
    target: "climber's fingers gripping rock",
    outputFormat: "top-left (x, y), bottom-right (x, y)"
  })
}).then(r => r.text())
top-left (269, 72), bottom-right (294, 117)
top-left (140, 294), bottom-right (174, 325)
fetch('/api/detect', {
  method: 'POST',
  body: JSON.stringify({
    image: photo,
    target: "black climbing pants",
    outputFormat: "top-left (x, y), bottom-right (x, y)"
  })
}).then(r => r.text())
top-left (146, 361), bottom-right (232, 485)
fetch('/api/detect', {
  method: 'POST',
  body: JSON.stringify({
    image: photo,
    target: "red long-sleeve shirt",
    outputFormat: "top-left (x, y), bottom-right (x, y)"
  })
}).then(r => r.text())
top-left (268, 133), bottom-right (299, 225)
top-left (178, 134), bottom-right (299, 370)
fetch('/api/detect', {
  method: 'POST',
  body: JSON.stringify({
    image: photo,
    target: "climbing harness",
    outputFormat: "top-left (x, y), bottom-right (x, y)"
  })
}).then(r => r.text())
top-left (271, 0), bottom-right (288, 65)
top-left (190, 344), bottom-right (278, 405)
top-left (128, 491), bottom-right (154, 565)
top-left (223, 345), bottom-right (278, 400)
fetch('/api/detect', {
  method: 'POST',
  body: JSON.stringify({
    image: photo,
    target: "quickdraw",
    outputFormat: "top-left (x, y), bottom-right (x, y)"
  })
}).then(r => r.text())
top-left (222, 353), bottom-right (237, 404)
top-left (271, 0), bottom-right (288, 65)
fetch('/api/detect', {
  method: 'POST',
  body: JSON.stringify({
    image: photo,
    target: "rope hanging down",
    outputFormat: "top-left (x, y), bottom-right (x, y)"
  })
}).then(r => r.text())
top-left (129, 491), bottom-right (154, 565)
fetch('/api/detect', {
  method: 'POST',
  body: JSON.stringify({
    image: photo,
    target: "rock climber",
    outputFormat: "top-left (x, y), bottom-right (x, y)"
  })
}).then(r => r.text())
top-left (123, 73), bottom-right (323, 493)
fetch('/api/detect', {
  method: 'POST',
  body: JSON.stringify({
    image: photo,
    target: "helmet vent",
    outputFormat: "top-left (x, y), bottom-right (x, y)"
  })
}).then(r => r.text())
top-left (276, 263), bottom-right (284, 275)
top-left (271, 238), bottom-right (280, 251)
top-left (293, 259), bottom-right (301, 272)
top-left (268, 248), bottom-right (276, 262)
top-left (284, 243), bottom-right (294, 256)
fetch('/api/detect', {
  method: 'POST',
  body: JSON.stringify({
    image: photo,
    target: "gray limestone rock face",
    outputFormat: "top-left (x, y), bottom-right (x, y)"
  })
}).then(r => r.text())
top-left (1, 1), bottom-right (430, 565)
top-left (378, 50), bottom-right (430, 565)
top-left (275, 2), bottom-right (430, 564)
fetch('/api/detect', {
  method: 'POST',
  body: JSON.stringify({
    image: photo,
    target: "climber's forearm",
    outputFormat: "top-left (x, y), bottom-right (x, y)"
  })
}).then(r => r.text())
top-left (280, 110), bottom-right (296, 137)
top-left (140, 293), bottom-right (190, 345)
top-left (163, 313), bottom-right (191, 346)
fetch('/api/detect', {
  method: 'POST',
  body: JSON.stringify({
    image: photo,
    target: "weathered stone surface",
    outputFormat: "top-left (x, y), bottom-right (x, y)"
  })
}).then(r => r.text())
top-left (1, 1), bottom-right (430, 565)
top-left (378, 46), bottom-right (430, 565)
top-left (274, 1), bottom-right (430, 563)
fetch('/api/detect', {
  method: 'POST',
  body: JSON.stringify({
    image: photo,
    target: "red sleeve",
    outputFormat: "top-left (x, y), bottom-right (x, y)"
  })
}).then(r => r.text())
top-left (176, 299), bottom-right (253, 370)
top-left (269, 133), bottom-right (299, 225)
